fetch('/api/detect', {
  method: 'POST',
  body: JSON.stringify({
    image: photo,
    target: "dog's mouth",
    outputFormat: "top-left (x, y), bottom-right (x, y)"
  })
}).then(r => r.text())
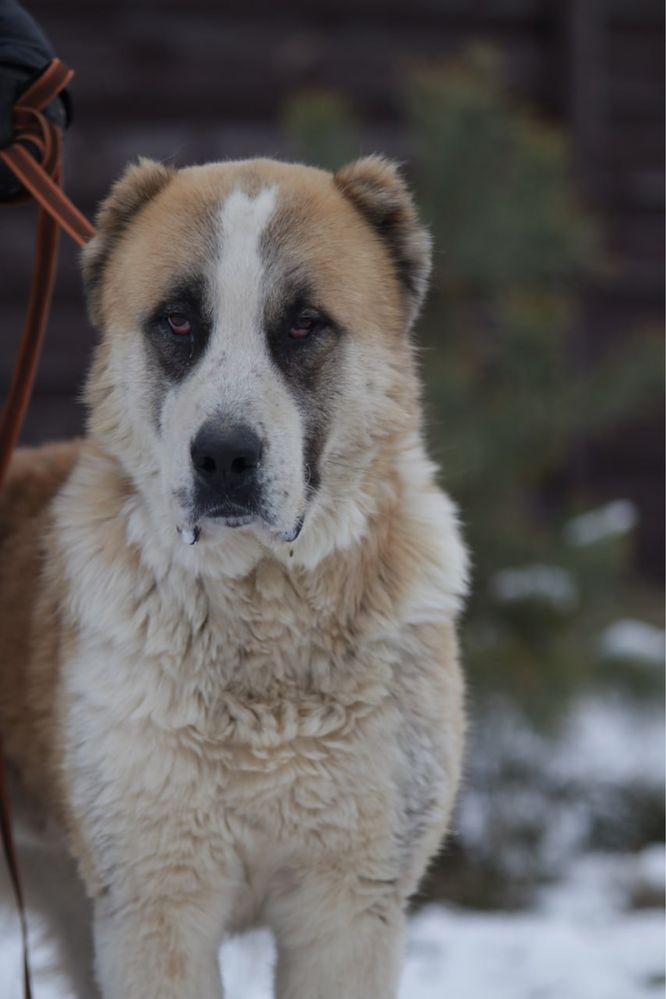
top-left (203, 508), bottom-right (256, 528)
top-left (176, 506), bottom-right (304, 546)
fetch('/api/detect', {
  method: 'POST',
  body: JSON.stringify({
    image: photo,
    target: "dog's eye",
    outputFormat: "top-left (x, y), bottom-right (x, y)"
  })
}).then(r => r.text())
top-left (289, 315), bottom-right (316, 339)
top-left (167, 312), bottom-right (192, 336)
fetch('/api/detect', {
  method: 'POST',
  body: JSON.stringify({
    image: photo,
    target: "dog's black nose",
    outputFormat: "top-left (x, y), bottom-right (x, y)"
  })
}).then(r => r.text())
top-left (190, 423), bottom-right (262, 511)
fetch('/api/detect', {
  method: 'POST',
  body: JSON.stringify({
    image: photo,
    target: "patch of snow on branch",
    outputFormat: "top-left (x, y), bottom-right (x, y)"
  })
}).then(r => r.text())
top-left (564, 499), bottom-right (638, 547)
top-left (491, 564), bottom-right (579, 609)
top-left (600, 619), bottom-right (665, 665)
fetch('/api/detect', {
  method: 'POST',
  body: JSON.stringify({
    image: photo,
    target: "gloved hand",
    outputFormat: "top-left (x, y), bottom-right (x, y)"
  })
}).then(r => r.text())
top-left (0, 0), bottom-right (70, 200)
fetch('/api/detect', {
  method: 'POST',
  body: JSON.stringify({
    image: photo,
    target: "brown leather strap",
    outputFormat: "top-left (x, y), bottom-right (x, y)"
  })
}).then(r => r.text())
top-left (0, 59), bottom-right (95, 483)
top-left (0, 746), bottom-right (31, 997)
top-left (0, 57), bottom-right (96, 999)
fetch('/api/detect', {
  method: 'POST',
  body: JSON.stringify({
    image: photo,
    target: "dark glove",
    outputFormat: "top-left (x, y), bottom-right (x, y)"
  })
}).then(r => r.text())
top-left (0, 0), bottom-right (70, 201)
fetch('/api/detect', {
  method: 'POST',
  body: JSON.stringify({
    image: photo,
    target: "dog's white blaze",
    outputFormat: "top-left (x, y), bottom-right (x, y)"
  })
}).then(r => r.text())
top-left (193, 185), bottom-right (278, 402)
top-left (158, 184), bottom-right (307, 538)
top-left (217, 185), bottom-right (276, 332)
top-left (196, 186), bottom-right (280, 408)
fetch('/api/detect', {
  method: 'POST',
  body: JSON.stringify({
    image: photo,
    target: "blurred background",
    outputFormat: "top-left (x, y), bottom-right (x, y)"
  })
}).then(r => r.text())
top-left (1, 2), bottom-right (664, 997)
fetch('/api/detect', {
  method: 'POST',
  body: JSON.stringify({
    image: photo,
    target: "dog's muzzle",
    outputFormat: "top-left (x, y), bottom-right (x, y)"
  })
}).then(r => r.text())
top-left (190, 421), bottom-right (262, 522)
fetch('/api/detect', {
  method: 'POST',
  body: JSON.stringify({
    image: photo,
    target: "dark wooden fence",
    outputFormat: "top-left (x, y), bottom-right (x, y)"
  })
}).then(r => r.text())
top-left (2, 0), bottom-right (664, 571)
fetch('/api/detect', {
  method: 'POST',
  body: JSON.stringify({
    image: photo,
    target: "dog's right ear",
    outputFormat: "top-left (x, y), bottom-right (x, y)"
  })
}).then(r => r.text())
top-left (82, 158), bottom-right (175, 327)
top-left (334, 156), bottom-right (432, 329)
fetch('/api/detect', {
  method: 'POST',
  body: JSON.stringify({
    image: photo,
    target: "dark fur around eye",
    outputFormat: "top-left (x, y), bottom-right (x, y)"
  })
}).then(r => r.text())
top-left (143, 279), bottom-right (212, 382)
top-left (266, 290), bottom-right (339, 373)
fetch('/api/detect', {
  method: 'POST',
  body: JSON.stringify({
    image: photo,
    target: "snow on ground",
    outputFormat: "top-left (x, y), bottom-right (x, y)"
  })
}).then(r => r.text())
top-left (401, 900), bottom-right (664, 999)
top-left (1, 846), bottom-right (664, 999)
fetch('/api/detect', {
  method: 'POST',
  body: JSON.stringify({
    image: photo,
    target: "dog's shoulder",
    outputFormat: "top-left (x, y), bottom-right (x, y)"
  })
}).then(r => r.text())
top-left (0, 439), bottom-right (81, 541)
top-left (0, 440), bottom-right (81, 692)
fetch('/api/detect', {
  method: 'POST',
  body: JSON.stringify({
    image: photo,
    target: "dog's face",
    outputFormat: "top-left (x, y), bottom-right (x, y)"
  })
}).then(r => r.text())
top-left (83, 157), bottom-right (430, 549)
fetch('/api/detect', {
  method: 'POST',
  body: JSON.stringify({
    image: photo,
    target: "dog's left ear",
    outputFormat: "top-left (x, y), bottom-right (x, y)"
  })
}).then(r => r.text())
top-left (334, 156), bottom-right (432, 327)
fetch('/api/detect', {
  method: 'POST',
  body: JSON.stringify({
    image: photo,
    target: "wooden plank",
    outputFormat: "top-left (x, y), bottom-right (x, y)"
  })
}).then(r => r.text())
top-left (38, 24), bottom-right (545, 124)
top-left (608, 0), bottom-right (665, 28)
top-left (16, 394), bottom-right (85, 448)
top-left (610, 82), bottom-right (665, 120)
top-left (31, 0), bottom-right (548, 26)
top-left (0, 307), bottom-right (93, 391)
top-left (609, 33), bottom-right (665, 83)
top-left (562, 0), bottom-right (609, 181)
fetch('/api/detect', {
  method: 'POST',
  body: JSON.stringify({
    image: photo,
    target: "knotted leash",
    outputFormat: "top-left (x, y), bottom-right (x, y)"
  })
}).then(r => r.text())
top-left (0, 57), bottom-right (96, 998)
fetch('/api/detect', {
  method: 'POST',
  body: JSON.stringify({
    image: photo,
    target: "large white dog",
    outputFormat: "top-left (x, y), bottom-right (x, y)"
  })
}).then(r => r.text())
top-left (0, 155), bottom-right (468, 998)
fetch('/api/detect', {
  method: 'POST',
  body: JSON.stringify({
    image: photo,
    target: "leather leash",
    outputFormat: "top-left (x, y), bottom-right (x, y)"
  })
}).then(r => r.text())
top-left (0, 57), bottom-right (96, 998)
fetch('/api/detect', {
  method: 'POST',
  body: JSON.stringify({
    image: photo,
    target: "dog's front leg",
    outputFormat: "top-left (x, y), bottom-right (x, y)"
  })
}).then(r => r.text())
top-left (92, 887), bottom-right (227, 999)
top-left (272, 879), bottom-right (406, 999)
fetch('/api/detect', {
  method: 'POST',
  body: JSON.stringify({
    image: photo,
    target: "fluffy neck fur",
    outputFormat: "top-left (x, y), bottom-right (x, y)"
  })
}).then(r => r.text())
top-left (53, 424), bottom-right (465, 661)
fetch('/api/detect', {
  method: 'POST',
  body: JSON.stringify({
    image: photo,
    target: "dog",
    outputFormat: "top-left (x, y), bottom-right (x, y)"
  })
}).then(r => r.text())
top-left (0, 155), bottom-right (468, 998)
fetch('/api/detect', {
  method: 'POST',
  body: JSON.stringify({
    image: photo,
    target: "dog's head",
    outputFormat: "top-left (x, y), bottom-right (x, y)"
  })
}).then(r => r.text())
top-left (82, 157), bottom-right (430, 553)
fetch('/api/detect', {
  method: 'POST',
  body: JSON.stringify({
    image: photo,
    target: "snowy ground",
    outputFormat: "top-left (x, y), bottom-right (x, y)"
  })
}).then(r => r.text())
top-left (1, 845), bottom-right (664, 999)
top-left (1, 689), bottom-right (663, 998)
